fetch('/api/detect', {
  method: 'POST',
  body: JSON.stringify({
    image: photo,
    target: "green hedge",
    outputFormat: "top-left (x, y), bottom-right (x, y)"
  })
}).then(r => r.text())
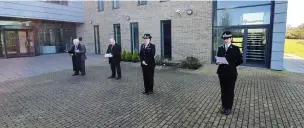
top-left (121, 49), bottom-right (126, 61)
top-left (132, 50), bottom-right (140, 62)
top-left (125, 51), bottom-right (133, 62)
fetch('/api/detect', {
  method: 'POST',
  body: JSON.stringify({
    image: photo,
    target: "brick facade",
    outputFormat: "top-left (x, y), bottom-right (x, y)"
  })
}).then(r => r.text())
top-left (76, 1), bottom-right (213, 63)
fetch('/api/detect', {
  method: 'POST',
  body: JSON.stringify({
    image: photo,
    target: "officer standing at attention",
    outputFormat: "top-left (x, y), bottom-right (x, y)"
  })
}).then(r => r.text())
top-left (216, 31), bottom-right (243, 115)
top-left (140, 34), bottom-right (156, 95)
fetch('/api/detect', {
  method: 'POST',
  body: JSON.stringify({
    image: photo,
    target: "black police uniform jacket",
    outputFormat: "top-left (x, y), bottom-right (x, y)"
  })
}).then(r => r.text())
top-left (216, 44), bottom-right (243, 76)
top-left (140, 43), bottom-right (156, 67)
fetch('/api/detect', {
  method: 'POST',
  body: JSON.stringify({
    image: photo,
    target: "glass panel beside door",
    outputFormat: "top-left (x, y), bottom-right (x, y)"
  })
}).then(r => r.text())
top-left (18, 31), bottom-right (29, 56)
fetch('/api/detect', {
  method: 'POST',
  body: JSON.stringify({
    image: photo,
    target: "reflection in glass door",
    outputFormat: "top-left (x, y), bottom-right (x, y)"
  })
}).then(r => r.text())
top-left (5, 31), bottom-right (18, 58)
top-left (246, 29), bottom-right (267, 65)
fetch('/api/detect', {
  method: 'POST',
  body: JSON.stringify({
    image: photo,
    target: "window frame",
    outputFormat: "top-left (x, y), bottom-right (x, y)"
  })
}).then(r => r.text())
top-left (138, 0), bottom-right (147, 6)
top-left (112, 0), bottom-right (120, 9)
top-left (113, 24), bottom-right (121, 45)
top-left (160, 0), bottom-right (169, 2)
top-left (44, 0), bottom-right (68, 6)
top-left (98, 0), bottom-right (104, 12)
top-left (130, 22), bottom-right (139, 53)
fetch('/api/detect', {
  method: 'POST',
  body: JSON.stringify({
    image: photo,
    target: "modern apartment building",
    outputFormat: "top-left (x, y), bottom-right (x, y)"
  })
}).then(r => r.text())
top-left (77, 0), bottom-right (288, 70)
top-left (0, 0), bottom-right (84, 58)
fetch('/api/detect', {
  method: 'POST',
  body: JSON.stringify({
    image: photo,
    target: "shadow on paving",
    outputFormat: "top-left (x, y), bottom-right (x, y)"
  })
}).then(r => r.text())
top-left (0, 64), bottom-right (304, 128)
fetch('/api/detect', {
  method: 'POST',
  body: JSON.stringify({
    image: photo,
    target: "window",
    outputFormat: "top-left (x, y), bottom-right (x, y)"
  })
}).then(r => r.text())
top-left (94, 26), bottom-right (100, 54)
top-left (113, 0), bottom-right (119, 9)
top-left (45, 0), bottom-right (68, 5)
top-left (114, 24), bottom-right (121, 45)
top-left (215, 5), bottom-right (271, 26)
top-left (160, 0), bottom-right (169, 2)
top-left (217, 1), bottom-right (271, 9)
top-left (98, 0), bottom-right (104, 11)
top-left (138, 0), bottom-right (147, 5)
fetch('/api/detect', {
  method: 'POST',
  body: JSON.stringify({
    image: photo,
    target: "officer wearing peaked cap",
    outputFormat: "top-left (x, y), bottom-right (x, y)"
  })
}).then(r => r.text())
top-left (216, 31), bottom-right (243, 115)
top-left (140, 34), bottom-right (156, 95)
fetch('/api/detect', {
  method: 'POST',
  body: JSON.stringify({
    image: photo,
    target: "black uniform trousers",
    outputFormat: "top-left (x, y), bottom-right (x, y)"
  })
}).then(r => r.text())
top-left (142, 65), bottom-right (155, 92)
top-left (218, 74), bottom-right (237, 110)
top-left (110, 62), bottom-right (121, 77)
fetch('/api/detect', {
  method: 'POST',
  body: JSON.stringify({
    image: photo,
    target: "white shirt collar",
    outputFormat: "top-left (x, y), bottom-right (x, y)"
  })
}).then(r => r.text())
top-left (225, 43), bottom-right (231, 48)
top-left (145, 42), bottom-right (150, 46)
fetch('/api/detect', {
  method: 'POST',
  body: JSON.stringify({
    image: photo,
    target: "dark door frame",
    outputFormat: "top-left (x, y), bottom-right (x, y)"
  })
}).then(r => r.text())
top-left (160, 20), bottom-right (172, 60)
top-left (2, 29), bottom-right (34, 58)
top-left (215, 25), bottom-right (270, 68)
top-left (93, 25), bottom-right (100, 54)
top-left (113, 24), bottom-right (121, 46)
top-left (18, 30), bottom-right (31, 57)
top-left (130, 22), bottom-right (139, 53)
top-left (3, 29), bottom-right (19, 58)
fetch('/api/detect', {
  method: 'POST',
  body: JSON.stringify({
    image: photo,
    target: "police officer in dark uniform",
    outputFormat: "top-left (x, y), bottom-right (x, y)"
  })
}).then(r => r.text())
top-left (140, 34), bottom-right (156, 95)
top-left (216, 31), bottom-right (243, 115)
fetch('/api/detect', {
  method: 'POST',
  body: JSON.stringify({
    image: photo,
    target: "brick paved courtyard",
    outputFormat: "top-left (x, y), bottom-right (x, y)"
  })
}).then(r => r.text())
top-left (1, 62), bottom-right (304, 128)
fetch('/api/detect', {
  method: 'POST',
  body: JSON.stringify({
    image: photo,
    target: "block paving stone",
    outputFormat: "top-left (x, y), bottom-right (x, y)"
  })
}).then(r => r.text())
top-left (0, 63), bottom-right (304, 128)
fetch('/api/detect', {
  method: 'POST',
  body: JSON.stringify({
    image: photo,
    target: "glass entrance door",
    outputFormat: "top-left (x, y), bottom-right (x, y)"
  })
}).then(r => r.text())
top-left (5, 31), bottom-right (18, 58)
top-left (4, 30), bottom-right (35, 58)
top-left (246, 28), bottom-right (267, 66)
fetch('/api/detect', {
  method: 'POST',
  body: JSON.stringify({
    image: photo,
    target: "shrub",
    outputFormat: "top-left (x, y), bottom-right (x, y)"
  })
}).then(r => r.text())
top-left (125, 51), bottom-right (133, 62)
top-left (179, 56), bottom-right (202, 70)
top-left (121, 49), bottom-right (126, 61)
top-left (132, 51), bottom-right (140, 62)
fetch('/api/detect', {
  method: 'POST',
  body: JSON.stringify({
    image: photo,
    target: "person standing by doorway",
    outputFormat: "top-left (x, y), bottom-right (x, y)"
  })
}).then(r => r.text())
top-left (140, 34), bottom-right (156, 95)
top-left (106, 38), bottom-right (122, 80)
top-left (216, 31), bottom-right (243, 115)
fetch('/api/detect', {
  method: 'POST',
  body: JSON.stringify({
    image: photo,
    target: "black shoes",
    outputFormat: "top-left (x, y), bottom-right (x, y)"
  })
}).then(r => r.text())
top-left (72, 73), bottom-right (79, 76)
top-left (108, 76), bottom-right (121, 80)
top-left (72, 73), bottom-right (85, 76)
top-left (143, 91), bottom-right (153, 95)
top-left (220, 108), bottom-right (231, 115)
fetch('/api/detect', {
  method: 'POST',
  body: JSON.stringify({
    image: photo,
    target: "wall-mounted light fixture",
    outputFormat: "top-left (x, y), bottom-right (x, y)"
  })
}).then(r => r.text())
top-left (125, 16), bottom-right (130, 21)
top-left (89, 21), bottom-right (93, 24)
top-left (186, 9), bottom-right (193, 15)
